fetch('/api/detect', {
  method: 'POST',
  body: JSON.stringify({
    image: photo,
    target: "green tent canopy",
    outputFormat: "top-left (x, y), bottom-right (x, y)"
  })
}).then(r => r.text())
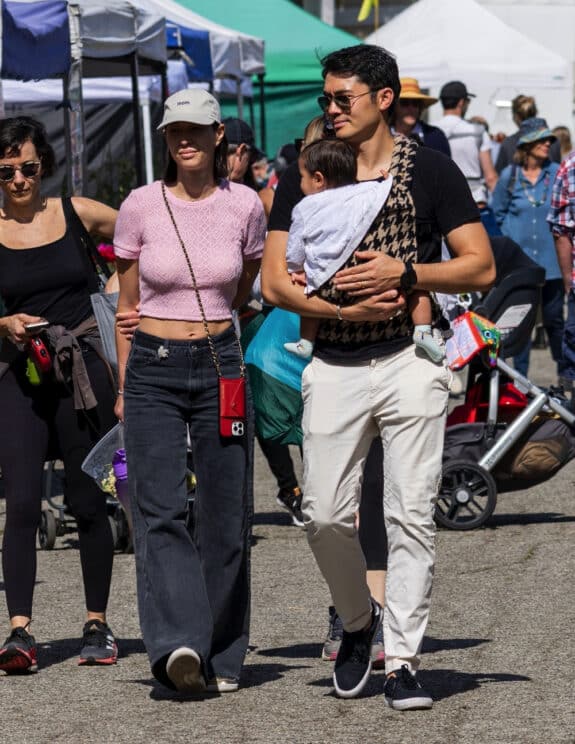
top-left (175, 0), bottom-right (360, 155)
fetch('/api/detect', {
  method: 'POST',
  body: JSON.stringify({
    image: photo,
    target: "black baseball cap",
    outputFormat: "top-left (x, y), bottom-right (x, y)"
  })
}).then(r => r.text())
top-left (223, 117), bottom-right (256, 147)
top-left (439, 81), bottom-right (476, 100)
top-left (223, 117), bottom-right (266, 160)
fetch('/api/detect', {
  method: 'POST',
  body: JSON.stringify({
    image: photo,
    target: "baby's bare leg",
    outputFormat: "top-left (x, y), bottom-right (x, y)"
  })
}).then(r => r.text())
top-left (409, 290), bottom-right (433, 326)
top-left (300, 317), bottom-right (320, 344)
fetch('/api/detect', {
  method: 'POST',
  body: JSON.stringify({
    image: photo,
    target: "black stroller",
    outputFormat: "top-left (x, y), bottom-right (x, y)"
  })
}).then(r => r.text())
top-left (436, 237), bottom-right (575, 530)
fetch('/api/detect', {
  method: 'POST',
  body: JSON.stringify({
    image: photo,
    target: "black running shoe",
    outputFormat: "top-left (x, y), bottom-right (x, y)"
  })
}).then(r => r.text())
top-left (384, 664), bottom-right (433, 710)
top-left (78, 620), bottom-right (118, 666)
top-left (276, 486), bottom-right (305, 528)
top-left (0, 626), bottom-right (38, 674)
top-left (333, 599), bottom-right (382, 698)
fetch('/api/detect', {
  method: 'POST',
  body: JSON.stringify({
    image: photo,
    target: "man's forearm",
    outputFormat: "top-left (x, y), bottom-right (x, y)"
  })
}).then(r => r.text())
top-left (554, 233), bottom-right (574, 293)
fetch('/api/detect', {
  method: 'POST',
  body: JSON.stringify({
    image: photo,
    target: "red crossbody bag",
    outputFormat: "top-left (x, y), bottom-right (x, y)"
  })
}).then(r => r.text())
top-left (162, 183), bottom-right (246, 438)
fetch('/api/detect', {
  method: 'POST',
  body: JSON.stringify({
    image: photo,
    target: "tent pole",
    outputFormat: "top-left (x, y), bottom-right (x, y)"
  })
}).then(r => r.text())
top-left (237, 78), bottom-right (244, 119)
top-left (63, 74), bottom-right (72, 196)
top-left (141, 101), bottom-right (154, 184)
top-left (161, 65), bottom-right (169, 102)
top-left (257, 74), bottom-right (266, 155)
top-left (62, 61), bottom-right (86, 195)
top-left (130, 52), bottom-right (145, 186)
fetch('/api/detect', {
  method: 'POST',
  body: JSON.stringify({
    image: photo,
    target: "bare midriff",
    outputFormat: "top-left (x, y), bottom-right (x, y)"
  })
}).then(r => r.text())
top-left (139, 317), bottom-right (232, 340)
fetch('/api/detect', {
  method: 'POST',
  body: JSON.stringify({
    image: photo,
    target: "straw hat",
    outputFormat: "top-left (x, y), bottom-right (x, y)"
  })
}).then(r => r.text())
top-left (399, 78), bottom-right (438, 108)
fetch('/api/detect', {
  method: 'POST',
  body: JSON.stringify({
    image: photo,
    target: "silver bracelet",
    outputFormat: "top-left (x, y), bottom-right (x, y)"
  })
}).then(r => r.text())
top-left (117, 390), bottom-right (124, 395)
top-left (336, 305), bottom-right (343, 321)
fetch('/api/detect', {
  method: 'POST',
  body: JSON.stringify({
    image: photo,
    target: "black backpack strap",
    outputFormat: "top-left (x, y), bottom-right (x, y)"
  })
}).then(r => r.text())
top-left (62, 197), bottom-right (112, 293)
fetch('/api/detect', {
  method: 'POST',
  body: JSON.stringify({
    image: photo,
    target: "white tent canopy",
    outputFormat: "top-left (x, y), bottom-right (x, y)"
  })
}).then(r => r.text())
top-left (72, 0), bottom-right (166, 75)
top-left (2, 60), bottom-right (187, 106)
top-left (366, 0), bottom-right (573, 134)
top-left (480, 0), bottom-right (575, 66)
top-left (132, 0), bottom-right (265, 79)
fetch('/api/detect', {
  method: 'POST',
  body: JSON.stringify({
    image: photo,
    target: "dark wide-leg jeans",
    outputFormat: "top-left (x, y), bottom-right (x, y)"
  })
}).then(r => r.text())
top-left (124, 327), bottom-right (253, 687)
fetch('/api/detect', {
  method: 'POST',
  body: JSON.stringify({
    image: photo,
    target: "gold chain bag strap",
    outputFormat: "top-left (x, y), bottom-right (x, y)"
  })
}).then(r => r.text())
top-left (161, 182), bottom-right (247, 438)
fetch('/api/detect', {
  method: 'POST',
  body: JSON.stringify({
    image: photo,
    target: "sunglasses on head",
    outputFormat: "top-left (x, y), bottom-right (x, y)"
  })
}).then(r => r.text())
top-left (0, 160), bottom-right (41, 182)
top-left (400, 98), bottom-right (423, 108)
top-left (317, 90), bottom-right (374, 114)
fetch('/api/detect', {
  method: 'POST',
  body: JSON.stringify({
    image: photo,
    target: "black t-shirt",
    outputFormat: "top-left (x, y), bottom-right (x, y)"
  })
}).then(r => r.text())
top-left (269, 146), bottom-right (479, 257)
top-left (268, 145), bottom-right (480, 361)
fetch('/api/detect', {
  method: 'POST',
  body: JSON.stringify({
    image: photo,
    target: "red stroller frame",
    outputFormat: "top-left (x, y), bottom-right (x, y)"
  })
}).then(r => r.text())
top-left (436, 238), bottom-right (575, 530)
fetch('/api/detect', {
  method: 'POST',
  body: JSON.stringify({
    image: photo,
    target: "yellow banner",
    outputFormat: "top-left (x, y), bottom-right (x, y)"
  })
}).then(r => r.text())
top-left (357, 0), bottom-right (376, 22)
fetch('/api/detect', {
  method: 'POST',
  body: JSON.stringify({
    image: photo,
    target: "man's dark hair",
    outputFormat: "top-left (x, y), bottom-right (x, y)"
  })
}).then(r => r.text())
top-left (300, 139), bottom-right (356, 188)
top-left (320, 45), bottom-right (400, 120)
top-left (0, 116), bottom-right (55, 176)
top-left (440, 96), bottom-right (460, 110)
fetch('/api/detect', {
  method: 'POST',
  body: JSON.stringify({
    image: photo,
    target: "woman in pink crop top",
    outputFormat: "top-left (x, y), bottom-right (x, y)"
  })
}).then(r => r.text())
top-left (114, 89), bottom-right (266, 694)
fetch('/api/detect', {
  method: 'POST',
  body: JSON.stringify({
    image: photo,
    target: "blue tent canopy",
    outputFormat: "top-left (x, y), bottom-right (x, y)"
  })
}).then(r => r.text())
top-left (2, 0), bottom-right (71, 80)
top-left (166, 23), bottom-right (212, 82)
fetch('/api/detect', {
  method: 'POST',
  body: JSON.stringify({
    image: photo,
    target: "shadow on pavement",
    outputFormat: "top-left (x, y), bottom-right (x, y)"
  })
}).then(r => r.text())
top-left (422, 636), bottom-right (490, 654)
top-left (37, 636), bottom-right (145, 670)
top-left (422, 668), bottom-right (531, 701)
top-left (145, 661), bottom-right (310, 701)
top-left (256, 643), bottom-right (323, 659)
top-left (242, 661), bottom-right (311, 688)
top-left (486, 511), bottom-right (575, 528)
top-left (306, 668), bottom-right (531, 701)
top-left (307, 673), bottom-right (387, 698)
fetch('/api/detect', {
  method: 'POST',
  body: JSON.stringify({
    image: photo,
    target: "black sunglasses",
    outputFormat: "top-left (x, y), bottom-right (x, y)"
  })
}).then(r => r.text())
top-left (317, 90), bottom-right (374, 114)
top-left (0, 160), bottom-right (41, 182)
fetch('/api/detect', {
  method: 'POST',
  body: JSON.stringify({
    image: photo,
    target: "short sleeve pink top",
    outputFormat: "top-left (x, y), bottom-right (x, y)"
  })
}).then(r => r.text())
top-left (113, 179), bottom-right (266, 321)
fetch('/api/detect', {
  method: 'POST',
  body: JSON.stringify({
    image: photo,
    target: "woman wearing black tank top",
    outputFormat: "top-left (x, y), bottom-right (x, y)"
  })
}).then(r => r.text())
top-left (0, 116), bottom-right (122, 674)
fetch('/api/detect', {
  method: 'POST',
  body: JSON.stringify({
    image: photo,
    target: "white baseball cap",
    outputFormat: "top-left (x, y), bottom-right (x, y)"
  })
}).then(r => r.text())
top-left (157, 89), bottom-right (221, 130)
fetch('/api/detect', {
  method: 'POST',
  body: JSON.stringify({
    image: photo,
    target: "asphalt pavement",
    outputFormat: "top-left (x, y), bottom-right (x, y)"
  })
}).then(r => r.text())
top-left (0, 346), bottom-right (574, 744)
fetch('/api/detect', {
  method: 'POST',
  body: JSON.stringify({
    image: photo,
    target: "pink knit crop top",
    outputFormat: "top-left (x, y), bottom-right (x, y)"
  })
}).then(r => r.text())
top-left (113, 180), bottom-right (266, 321)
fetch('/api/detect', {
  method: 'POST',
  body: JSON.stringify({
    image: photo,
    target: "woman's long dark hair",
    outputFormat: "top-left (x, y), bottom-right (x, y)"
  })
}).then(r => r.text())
top-left (0, 116), bottom-right (55, 176)
top-left (163, 123), bottom-right (228, 184)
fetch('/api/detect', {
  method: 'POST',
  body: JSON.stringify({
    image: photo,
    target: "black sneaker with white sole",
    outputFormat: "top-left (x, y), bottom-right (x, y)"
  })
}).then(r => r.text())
top-left (276, 486), bottom-right (305, 527)
top-left (384, 664), bottom-right (433, 710)
top-left (333, 599), bottom-right (382, 699)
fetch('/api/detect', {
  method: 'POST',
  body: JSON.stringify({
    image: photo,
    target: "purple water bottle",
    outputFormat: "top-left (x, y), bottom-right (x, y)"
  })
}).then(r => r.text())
top-left (112, 448), bottom-right (131, 521)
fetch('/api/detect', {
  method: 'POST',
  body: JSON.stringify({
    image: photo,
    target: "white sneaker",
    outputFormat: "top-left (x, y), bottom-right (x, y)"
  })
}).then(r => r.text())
top-left (413, 325), bottom-right (445, 363)
top-left (166, 647), bottom-right (206, 693)
top-left (206, 676), bottom-right (239, 693)
top-left (283, 339), bottom-right (313, 359)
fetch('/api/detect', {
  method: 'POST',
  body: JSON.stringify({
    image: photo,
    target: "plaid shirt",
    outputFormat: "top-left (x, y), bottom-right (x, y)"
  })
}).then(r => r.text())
top-left (548, 150), bottom-right (575, 287)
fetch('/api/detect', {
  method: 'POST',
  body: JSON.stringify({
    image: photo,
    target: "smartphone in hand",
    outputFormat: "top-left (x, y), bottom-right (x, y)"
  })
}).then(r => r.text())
top-left (24, 320), bottom-right (50, 335)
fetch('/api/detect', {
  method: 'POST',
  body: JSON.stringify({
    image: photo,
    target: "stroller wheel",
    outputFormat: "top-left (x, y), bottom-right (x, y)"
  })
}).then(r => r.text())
top-left (435, 460), bottom-right (497, 530)
top-left (38, 509), bottom-right (58, 549)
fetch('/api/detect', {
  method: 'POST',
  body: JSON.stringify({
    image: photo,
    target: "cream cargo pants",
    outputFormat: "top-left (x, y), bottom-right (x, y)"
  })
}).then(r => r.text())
top-left (301, 343), bottom-right (451, 674)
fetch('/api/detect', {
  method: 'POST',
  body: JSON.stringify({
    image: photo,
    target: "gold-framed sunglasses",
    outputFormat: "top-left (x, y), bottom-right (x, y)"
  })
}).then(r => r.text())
top-left (317, 90), bottom-right (375, 114)
top-left (0, 160), bottom-right (41, 182)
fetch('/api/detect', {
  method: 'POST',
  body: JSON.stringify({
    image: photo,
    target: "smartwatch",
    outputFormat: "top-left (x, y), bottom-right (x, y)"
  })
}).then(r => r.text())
top-left (399, 261), bottom-right (417, 293)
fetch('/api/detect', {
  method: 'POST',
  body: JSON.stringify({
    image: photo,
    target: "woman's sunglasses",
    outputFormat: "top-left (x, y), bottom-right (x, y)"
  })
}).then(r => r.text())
top-left (0, 160), bottom-right (41, 183)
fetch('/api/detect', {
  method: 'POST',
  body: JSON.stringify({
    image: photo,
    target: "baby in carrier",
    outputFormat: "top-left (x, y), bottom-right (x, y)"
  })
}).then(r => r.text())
top-left (284, 138), bottom-right (444, 362)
